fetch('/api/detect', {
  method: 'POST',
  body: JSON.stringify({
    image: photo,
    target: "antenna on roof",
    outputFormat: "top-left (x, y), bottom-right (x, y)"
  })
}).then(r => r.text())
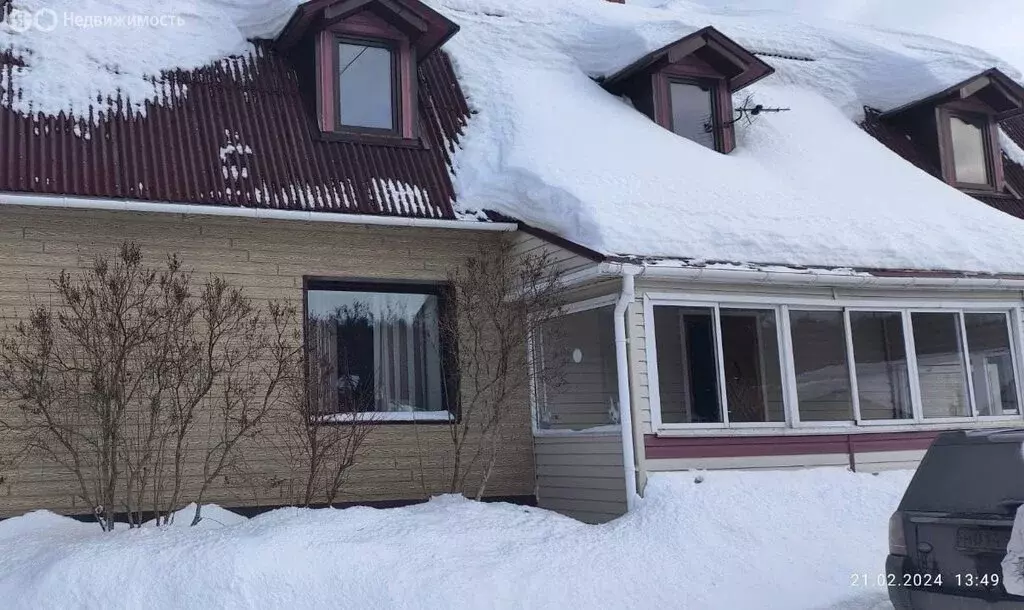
top-left (725, 95), bottom-right (790, 128)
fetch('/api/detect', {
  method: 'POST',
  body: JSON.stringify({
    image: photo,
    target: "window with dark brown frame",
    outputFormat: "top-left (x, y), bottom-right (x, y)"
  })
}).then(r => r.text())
top-left (668, 79), bottom-right (718, 150)
top-left (939, 109), bottom-right (998, 190)
top-left (335, 37), bottom-right (399, 133)
top-left (304, 280), bottom-right (454, 422)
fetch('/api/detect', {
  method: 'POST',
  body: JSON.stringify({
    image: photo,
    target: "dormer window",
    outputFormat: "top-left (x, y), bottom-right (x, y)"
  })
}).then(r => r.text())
top-left (337, 39), bottom-right (397, 131)
top-left (274, 0), bottom-right (460, 143)
top-left (601, 26), bottom-right (774, 154)
top-left (876, 69), bottom-right (1024, 194)
top-left (946, 112), bottom-right (993, 187)
top-left (669, 80), bottom-right (717, 149)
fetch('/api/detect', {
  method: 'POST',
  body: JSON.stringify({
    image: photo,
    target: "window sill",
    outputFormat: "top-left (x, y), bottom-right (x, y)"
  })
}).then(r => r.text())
top-left (316, 130), bottom-right (427, 149)
top-left (534, 425), bottom-right (622, 438)
top-left (653, 416), bottom-right (1023, 437)
top-left (317, 411), bottom-right (454, 425)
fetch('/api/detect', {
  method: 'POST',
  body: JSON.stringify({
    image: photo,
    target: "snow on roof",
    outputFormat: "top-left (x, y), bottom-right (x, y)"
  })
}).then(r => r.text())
top-left (0, 0), bottom-right (300, 119)
top-left (431, 0), bottom-right (1024, 273)
top-left (4, 0), bottom-right (1024, 272)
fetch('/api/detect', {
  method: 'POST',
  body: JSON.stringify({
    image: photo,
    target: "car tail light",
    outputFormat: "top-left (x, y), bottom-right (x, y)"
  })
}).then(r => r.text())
top-left (889, 512), bottom-right (907, 556)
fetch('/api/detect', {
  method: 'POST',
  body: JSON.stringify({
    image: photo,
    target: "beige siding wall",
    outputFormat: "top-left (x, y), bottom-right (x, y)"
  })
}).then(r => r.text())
top-left (645, 453), bottom-right (850, 472)
top-left (852, 449), bottom-right (927, 473)
top-left (534, 433), bottom-right (626, 523)
top-left (0, 206), bottom-right (535, 517)
top-left (646, 448), bottom-right (926, 473)
top-left (509, 232), bottom-right (596, 276)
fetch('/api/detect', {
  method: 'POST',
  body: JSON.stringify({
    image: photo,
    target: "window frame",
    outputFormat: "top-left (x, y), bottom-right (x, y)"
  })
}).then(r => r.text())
top-left (527, 295), bottom-right (623, 437)
top-left (665, 77), bottom-right (720, 151)
top-left (936, 107), bottom-right (1000, 192)
top-left (643, 292), bottom-right (1024, 435)
top-left (301, 277), bottom-right (457, 425)
top-left (333, 35), bottom-right (402, 137)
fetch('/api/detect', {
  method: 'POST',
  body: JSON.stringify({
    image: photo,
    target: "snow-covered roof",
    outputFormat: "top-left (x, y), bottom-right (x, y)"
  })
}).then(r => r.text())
top-left (4, 0), bottom-right (1024, 273)
top-left (429, 0), bottom-right (1024, 274)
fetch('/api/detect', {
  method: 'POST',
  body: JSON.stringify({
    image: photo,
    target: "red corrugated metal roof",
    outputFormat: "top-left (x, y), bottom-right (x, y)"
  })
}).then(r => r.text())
top-left (0, 39), bottom-right (470, 220)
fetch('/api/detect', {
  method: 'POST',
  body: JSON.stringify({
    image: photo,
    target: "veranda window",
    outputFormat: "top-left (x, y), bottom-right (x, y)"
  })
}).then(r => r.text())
top-left (651, 305), bottom-right (784, 425)
top-left (305, 282), bottom-right (449, 421)
top-left (534, 305), bottom-right (619, 431)
top-left (647, 298), bottom-right (1023, 430)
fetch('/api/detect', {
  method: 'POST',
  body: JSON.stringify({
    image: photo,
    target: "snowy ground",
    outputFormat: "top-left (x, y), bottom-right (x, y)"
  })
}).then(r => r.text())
top-left (0, 468), bottom-right (910, 610)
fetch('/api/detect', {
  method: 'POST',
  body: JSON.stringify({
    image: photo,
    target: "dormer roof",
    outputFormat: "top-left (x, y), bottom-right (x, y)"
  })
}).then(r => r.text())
top-left (275, 0), bottom-right (459, 57)
top-left (881, 68), bottom-right (1024, 121)
top-left (602, 26), bottom-right (774, 93)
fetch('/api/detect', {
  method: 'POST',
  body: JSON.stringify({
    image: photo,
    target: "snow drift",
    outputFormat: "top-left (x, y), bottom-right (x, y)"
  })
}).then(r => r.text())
top-left (0, 469), bottom-right (909, 610)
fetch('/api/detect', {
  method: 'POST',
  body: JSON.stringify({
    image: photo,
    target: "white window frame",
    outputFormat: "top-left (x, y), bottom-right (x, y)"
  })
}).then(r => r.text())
top-left (528, 294), bottom-right (622, 437)
top-left (644, 292), bottom-right (1024, 435)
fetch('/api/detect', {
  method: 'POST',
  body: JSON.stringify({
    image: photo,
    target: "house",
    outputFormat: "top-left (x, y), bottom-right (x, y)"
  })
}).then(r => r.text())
top-left (3, 0), bottom-right (1024, 525)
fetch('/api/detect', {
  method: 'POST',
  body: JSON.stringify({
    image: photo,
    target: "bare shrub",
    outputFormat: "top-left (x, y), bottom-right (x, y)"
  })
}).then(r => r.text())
top-left (439, 238), bottom-right (567, 499)
top-left (0, 242), bottom-right (297, 530)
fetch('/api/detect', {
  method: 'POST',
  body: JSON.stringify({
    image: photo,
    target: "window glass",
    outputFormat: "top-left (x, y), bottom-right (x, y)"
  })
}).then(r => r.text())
top-left (669, 81), bottom-right (716, 149)
top-left (911, 312), bottom-right (970, 418)
top-left (720, 309), bottom-right (785, 423)
top-left (535, 306), bottom-right (619, 430)
top-left (949, 115), bottom-right (990, 185)
top-left (306, 288), bottom-right (444, 415)
top-left (964, 313), bottom-right (1019, 416)
top-left (653, 306), bottom-right (721, 423)
top-left (849, 311), bottom-right (912, 420)
top-left (789, 310), bottom-right (853, 421)
top-left (338, 42), bottom-right (394, 130)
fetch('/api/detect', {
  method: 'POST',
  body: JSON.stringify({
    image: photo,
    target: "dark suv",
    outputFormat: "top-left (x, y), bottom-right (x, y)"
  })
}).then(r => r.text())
top-left (889, 429), bottom-right (1024, 609)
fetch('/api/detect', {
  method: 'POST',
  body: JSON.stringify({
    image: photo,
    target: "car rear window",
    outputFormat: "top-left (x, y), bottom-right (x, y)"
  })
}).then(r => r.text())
top-left (900, 435), bottom-right (1024, 514)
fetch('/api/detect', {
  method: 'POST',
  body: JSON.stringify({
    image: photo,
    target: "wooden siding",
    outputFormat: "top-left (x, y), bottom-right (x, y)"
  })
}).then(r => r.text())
top-left (0, 206), bottom-right (535, 517)
top-left (534, 433), bottom-right (626, 524)
top-left (509, 232), bottom-right (597, 276)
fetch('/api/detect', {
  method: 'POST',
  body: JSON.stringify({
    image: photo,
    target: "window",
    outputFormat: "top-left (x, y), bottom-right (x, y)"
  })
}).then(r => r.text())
top-left (911, 312), bottom-right (970, 419)
top-left (948, 114), bottom-right (991, 186)
top-left (669, 81), bottom-right (717, 149)
top-left (337, 40), bottom-right (396, 131)
top-left (305, 282), bottom-right (449, 421)
top-left (652, 305), bottom-right (784, 425)
top-left (789, 310), bottom-right (853, 422)
top-left (849, 311), bottom-right (912, 420)
top-left (964, 313), bottom-right (1020, 416)
top-left (647, 298), bottom-right (1024, 431)
top-left (534, 305), bottom-right (619, 431)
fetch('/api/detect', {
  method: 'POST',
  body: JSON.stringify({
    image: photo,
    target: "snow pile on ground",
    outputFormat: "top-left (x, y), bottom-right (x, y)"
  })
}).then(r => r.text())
top-left (0, 0), bottom-right (301, 118)
top-left (432, 0), bottom-right (1024, 273)
top-left (0, 468), bottom-right (910, 610)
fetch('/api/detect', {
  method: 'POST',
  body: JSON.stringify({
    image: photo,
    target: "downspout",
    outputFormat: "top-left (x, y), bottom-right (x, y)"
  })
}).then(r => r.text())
top-left (614, 268), bottom-right (639, 510)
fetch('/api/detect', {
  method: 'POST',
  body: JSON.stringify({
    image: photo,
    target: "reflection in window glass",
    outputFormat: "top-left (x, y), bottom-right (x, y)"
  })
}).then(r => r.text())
top-left (911, 312), bottom-right (970, 418)
top-left (720, 309), bottom-right (784, 423)
top-left (850, 311), bottom-right (912, 420)
top-left (790, 310), bottom-right (853, 421)
top-left (964, 313), bottom-right (1019, 416)
top-left (653, 306), bottom-right (721, 423)
top-left (338, 42), bottom-right (394, 130)
top-left (950, 115), bottom-right (989, 185)
top-left (535, 306), bottom-right (619, 430)
top-left (306, 289), bottom-right (443, 415)
top-left (669, 81), bottom-right (716, 149)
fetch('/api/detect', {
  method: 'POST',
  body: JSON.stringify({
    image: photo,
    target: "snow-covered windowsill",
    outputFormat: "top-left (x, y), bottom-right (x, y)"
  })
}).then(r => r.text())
top-left (318, 411), bottom-right (454, 424)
